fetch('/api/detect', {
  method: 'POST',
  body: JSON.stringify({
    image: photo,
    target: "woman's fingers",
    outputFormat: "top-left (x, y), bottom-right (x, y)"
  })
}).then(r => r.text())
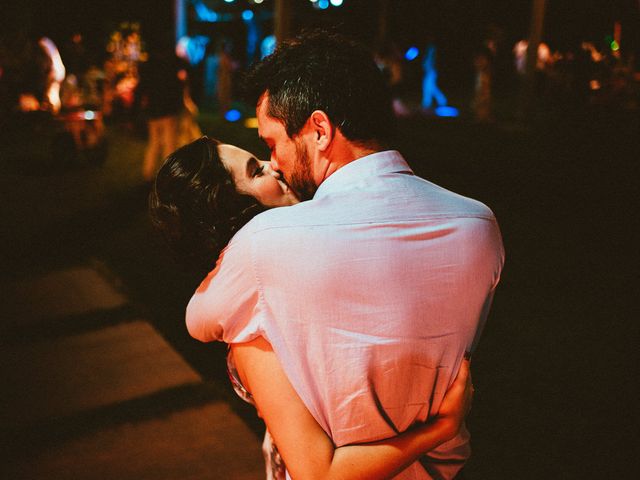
top-left (462, 360), bottom-right (473, 411)
top-left (450, 358), bottom-right (471, 398)
top-left (457, 358), bottom-right (471, 386)
top-left (448, 359), bottom-right (473, 417)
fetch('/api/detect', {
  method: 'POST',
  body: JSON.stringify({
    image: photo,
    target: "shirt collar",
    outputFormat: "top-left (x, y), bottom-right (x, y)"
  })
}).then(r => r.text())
top-left (313, 150), bottom-right (413, 200)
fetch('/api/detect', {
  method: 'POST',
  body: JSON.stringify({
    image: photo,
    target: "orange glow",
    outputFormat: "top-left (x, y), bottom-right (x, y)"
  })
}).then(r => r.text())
top-left (38, 37), bottom-right (66, 113)
top-left (244, 117), bottom-right (259, 129)
top-left (19, 94), bottom-right (40, 112)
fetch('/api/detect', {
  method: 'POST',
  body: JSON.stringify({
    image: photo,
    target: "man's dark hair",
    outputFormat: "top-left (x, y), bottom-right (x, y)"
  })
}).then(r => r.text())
top-left (149, 136), bottom-right (262, 278)
top-left (243, 29), bottom-right (396, 146)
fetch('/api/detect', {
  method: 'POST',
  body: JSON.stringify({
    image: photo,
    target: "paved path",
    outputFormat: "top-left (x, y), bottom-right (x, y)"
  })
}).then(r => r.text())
top-left (1, 264), bottom-right (264, 479)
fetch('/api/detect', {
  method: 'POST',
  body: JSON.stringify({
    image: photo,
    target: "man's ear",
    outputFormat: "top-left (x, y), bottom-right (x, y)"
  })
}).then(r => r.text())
top-left (309, 110), bottom-right (333, 151)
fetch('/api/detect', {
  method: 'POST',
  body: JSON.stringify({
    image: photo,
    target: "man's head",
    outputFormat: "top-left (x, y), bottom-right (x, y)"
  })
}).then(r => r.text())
top-left (244, 30), bottom-right (396, 200)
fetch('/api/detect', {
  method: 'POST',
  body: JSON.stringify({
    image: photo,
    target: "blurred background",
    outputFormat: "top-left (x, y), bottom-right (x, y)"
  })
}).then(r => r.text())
top-left (1, 1), bottom-right (638, 479)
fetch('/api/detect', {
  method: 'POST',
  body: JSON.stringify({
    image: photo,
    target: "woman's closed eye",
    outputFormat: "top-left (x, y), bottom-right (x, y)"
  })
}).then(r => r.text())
top-left (252, 165), bottom-right (265, 177)
top-left (245, 157), bottom-right (265, 179)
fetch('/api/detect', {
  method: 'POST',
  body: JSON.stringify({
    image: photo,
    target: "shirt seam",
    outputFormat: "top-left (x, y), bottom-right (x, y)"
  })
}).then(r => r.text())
top-left (251, 213), bottom-right (497, 233)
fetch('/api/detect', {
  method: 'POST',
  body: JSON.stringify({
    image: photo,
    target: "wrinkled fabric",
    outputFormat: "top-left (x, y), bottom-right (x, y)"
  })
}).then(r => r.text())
top-left (187, 151), bottom-right (505, 479)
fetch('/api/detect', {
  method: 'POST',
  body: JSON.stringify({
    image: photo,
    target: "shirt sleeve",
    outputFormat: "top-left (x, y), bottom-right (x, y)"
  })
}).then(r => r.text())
top-left (185, 225), bottom-right (263, 344)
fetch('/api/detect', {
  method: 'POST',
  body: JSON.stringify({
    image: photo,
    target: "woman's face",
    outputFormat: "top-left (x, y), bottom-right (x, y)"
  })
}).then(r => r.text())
top-left (218, 144), bottom-right (299, 208)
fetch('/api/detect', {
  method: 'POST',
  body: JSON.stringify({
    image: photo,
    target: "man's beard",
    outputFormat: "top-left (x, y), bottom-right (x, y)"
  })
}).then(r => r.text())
top-left (289, 140), bottom-right (317, 201)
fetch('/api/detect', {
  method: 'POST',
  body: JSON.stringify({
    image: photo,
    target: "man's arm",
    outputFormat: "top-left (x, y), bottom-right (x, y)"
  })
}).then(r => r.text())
top-left (186, 226), bottom-right (262, 343)
top-left (232, 337), bottom-right (472, 480)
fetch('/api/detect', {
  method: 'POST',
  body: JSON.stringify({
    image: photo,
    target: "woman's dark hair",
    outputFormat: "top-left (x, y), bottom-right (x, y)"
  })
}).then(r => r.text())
top-left (243, 29), bottom-right (396, 147)
top-left (149, 136), bottom-right (263, 277)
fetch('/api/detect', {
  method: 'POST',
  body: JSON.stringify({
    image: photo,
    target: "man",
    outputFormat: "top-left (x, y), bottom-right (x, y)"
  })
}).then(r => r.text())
top-left (187, 31), bottom-right (504, 478)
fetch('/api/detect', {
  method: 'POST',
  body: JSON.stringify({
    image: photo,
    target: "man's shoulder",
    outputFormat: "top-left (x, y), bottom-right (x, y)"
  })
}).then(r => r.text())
top-left (439, 190), bottom-right (497, 221)
top-left (238, 202), bottom-right (318, 236)
top-left (408, 176), bottom-right (497, 222)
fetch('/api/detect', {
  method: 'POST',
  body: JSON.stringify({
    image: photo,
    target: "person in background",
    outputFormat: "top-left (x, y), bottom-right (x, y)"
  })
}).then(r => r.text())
top-left (472, 46), bottom-right (494, 122)
top-left (422, 41), bottom-right (448, 111)
top-left (215, 38), bottom-right (237, 116)
top-left (136, 43), bottom-right (183, 182)
top-left (38, 37), bottom-right (65, 114)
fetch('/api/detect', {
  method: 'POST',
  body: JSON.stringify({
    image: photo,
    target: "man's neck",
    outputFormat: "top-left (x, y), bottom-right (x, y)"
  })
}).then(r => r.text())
top-left (317, 134), bottom-right (384, 184)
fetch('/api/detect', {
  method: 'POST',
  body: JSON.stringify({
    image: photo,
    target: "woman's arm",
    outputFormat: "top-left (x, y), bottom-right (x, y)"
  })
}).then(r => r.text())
top-left (232, 337), bottom-right (472, 480)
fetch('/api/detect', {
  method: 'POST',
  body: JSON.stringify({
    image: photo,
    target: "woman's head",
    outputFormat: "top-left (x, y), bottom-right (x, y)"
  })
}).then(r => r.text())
top-left (149, 136), bottom-right (297, 276)
top-left (217, 142), bottom-right (297, 208)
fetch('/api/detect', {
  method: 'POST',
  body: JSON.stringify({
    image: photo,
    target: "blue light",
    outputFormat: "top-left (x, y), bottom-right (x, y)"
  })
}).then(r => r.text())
top-left (224, 0), bottom-right (235, 3)
top-left (405, 46), bottom-right (419, 61)
top-left (194, 2), bottom-right (218, 22)
top-left (330, 0), bottom-right (344, 6)
top-left (434, 106), bottom-right (459, 118)
top-left (242, 9), bottom-right (254, 21)
top-left (225, 109), bottom-right (242, 122)
top-left (318, 0), bottom-right (330, 9)
top-left (261, 34), bottom-right (276, 58)
top-left (83, 110), bottom-right (96, 120)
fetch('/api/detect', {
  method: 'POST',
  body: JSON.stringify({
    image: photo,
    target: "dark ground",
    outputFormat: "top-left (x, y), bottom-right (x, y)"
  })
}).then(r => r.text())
top-left (1, 104), bottom-right (638, 478)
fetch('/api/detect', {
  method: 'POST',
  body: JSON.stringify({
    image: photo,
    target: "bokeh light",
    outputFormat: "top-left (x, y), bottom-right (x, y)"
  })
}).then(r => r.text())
top-left (244, 117), bottom-right (259, 129)
top-left (194, 2), bottom-right (218, 22)
top-left (224, 109), bottom-right (242, 122)
top-left (404, 46), bottom-right (419, 61)
top-left (434, 106), bottom-right (459, 118)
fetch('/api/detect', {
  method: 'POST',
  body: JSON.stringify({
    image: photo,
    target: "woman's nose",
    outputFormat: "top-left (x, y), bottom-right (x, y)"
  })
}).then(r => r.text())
top-left (262, 161), bottom-right (279, 178)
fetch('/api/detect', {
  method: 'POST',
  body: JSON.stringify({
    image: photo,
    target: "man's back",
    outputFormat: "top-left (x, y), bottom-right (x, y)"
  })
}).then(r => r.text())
top-left (187, 151), bottom-right (504, 478)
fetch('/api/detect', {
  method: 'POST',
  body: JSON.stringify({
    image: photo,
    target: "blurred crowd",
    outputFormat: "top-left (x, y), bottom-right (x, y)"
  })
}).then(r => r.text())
top-left (511, 38), bottom-right (639, 110)
top-left (373, 30), bottom-right (639, 122)
top-left (0, 24), bottom-right (204, 170)
top-left (1, 24), bottom-right (638, 129)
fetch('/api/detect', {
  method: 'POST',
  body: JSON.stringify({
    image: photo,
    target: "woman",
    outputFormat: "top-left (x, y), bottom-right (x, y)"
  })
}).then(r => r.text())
top-left (149, 136), bottom-right (474, 479)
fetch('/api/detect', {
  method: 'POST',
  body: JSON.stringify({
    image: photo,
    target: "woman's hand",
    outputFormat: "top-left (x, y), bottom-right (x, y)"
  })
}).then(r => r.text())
top-left (433, 358), bottom-right (474, 441)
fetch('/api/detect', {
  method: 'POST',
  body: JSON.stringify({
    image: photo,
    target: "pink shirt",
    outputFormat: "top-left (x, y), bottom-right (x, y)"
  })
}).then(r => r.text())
top-left (187, 151), bottom-right (504, 479)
